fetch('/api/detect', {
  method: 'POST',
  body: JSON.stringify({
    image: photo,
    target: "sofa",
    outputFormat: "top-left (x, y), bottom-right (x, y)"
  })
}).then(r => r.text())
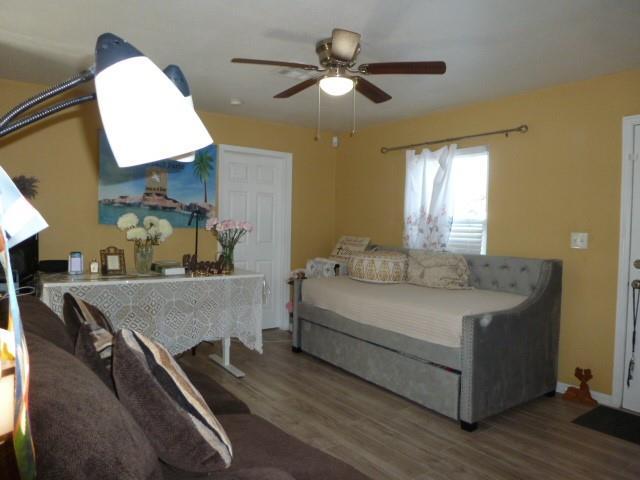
top-left (292, 252), bottom-right (563, 431)
top-left (2, 296), bottom-right (369, 480)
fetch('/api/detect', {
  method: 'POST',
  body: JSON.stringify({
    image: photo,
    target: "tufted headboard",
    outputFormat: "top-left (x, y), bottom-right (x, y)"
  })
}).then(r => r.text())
top-left (462, 254), bottom-right (552, 296)
top-left (371, 246), bottom-right (558, 297)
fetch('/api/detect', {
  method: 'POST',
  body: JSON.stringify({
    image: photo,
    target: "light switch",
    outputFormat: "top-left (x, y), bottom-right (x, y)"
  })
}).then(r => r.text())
top-left (570, 232), bottom-right (589, 249)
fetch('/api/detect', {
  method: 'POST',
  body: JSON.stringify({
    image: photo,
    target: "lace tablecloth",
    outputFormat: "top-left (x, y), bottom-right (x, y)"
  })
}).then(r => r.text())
top-left (39, 271), bottom-right (264, 355)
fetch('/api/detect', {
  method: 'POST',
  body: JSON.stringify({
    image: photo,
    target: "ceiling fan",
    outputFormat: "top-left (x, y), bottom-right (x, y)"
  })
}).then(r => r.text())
top-left (231, 28), bottom-right (446, 104)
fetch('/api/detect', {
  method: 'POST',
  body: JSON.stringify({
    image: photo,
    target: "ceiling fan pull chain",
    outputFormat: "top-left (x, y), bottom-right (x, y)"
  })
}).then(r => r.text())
top-left (351, 81), bottom-right (357, 137)
top-left (315, 84), bottom-right (321, 141)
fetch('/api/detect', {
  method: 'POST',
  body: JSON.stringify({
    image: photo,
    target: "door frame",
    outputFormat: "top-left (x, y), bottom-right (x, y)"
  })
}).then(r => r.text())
top-left (613, 114), bottom-right (640, 406)
top-left (218, 144), bottom-right (293, 330)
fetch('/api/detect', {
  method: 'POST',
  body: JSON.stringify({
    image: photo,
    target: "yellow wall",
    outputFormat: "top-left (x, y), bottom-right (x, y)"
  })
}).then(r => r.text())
top-left (0, 78), bottom-right (337, 272)
top-left (3, 68), bottom-right (639, 394)
top-left (335, 69), bottom-right (640, 394)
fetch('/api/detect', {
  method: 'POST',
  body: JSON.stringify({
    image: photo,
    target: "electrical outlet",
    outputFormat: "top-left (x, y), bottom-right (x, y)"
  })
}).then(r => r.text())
top-left (570, 232), bottom-right (589, 249)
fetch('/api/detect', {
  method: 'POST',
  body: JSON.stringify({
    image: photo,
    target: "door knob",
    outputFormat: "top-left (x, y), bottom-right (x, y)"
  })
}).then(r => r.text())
top-left (634, 259), bottom-right (640, 269)
top-left (632, 279), bottom-right (640, 290)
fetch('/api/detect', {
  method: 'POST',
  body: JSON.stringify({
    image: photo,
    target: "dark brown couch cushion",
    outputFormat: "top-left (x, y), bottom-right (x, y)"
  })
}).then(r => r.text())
top-left (0, 296), bottom-right (74, 354)
top-left (178, 363), bottom-right (251, 415)
top-left (112, 329), bottom-right (233, 473)
top-left (27, 332), bottom-right (162, 479)
top-left (219, 414), bottom-right (370, 480)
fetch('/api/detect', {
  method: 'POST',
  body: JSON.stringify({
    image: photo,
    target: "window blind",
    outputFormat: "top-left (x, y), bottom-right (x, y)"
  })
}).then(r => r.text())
top-left (447, 218), bottom-right (485, 255)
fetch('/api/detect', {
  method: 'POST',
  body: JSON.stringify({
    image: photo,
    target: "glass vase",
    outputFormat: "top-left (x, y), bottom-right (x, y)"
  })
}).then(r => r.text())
top-left (134, 242), bottom-right (154, 274)
top-left (220, 245), bottom-right (234, 275)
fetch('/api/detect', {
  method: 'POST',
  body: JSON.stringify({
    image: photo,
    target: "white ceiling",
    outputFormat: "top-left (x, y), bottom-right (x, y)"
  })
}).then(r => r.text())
top-left (1, 0), bottom-right (639, 131)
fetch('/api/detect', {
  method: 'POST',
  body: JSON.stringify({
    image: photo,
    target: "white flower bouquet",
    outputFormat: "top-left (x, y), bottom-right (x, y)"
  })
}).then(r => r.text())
top-left (117, 213), bottom-right (173, 246)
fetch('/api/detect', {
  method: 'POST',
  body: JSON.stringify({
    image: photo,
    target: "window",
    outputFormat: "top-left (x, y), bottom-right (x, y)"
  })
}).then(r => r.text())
top-left (404, 145), bottom-right (488, 254)
top-left (447, 146), bottom-right (488, 254)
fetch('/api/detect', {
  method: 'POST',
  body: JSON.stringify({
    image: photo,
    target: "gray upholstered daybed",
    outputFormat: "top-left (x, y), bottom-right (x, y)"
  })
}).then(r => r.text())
top-left (292, 252), bottom-right (562, 431)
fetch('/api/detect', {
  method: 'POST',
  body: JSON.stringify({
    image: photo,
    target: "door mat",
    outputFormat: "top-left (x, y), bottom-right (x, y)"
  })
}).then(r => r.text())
top-left (572, 406), bottom-right (640, 445)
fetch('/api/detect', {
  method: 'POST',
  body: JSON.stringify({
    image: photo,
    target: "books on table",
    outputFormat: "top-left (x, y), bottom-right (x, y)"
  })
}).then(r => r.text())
top-left (151, 261), bottom-right (186, 276)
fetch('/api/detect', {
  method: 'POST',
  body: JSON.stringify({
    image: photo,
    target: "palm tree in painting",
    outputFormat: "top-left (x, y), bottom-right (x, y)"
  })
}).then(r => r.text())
top-left (190, 147), bottom-right (215, 261)
top-left (192, 148), bottom-right (214, 203)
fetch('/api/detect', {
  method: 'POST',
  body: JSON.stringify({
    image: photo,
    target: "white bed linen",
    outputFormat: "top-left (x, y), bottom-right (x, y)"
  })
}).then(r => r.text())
top-left (301, 277), bottom-right (527, 348)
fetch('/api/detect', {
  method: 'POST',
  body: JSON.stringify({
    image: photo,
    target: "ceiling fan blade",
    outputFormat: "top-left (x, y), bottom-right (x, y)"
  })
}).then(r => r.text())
top-left (231, 58), bottom-right (319, 71)
top-left (274, 78), bottom-right (319, 98)
top-left (354, 76), bottom-right (391, 103)
top-left (330, 29), bottom-right (361, 61)
top-left (359, 61), bottom-right (446, 75)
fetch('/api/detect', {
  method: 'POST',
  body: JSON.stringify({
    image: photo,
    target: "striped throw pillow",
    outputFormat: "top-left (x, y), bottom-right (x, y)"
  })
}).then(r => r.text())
top-left (63, 293), bottom-right (114, 363)
top-left (113, 329), bottom-right (233, 472)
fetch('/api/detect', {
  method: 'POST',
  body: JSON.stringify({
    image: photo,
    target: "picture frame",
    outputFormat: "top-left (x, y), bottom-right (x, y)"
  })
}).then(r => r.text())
top-left (100, 246), bottom-right (126, 275)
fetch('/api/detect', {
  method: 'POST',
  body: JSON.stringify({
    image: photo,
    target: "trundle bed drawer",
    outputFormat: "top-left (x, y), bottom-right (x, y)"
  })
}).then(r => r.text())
top-left (300, 319), bottom-right (460, 419)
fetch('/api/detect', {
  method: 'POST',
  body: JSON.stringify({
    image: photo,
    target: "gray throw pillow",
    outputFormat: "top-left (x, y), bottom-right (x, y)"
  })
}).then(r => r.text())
top-left (112, 329), bottom-right (233, 473)
top-left (27, 332), bottom-right (162, 479)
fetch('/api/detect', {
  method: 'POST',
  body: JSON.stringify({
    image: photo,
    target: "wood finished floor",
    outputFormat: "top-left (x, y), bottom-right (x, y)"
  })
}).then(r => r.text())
top-left (180, 330), bottom-right (640, 480)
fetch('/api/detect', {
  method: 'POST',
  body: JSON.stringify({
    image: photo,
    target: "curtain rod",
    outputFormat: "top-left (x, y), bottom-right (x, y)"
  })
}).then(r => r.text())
top-left (380, 124), bottom-right (528, 154)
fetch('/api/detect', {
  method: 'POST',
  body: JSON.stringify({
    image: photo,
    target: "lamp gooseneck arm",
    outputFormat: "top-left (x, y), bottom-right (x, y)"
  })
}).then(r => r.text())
top-left (0, 68), bottom-right (96, 136)
top-left (0, 93), bottom-right (97, 138)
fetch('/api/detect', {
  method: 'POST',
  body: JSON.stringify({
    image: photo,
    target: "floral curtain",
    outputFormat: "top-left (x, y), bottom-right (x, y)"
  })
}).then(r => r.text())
top-left (403, 144), bottom-right (457, 250)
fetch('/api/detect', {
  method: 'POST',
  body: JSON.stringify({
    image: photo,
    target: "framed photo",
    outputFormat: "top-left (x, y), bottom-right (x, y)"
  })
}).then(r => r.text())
top-left (100, 246), bottom-right (126, 275)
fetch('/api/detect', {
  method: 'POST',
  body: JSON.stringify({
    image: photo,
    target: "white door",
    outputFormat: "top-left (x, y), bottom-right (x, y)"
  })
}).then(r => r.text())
top-left (621, 118), bottom-right (640, 412)
top-left (218, 145), bottom-right (292, 330)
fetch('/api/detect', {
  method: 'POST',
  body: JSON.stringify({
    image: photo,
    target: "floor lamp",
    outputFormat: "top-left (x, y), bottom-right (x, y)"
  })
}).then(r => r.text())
top-left (0, 32), bottom-right (213, 479)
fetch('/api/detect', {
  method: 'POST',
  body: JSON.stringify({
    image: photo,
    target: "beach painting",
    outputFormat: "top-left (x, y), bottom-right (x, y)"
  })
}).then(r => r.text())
top-left (98, 130), bottom-right (217, 228)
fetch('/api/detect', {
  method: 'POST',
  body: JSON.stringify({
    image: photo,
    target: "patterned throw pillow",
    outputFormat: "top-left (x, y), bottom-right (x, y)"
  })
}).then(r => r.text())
top-left (112, 329), bottom-right (233, 473)
top-left (348, 251), bottom-right (408, 283)
top-left (75, 323), bottom-right (115, 391)
top-left (407, 250), bottom-right (471, 289)
top-left (329, 235), bottom-right (370, 259)
top-left (63, 293), bottom-right (114, 365)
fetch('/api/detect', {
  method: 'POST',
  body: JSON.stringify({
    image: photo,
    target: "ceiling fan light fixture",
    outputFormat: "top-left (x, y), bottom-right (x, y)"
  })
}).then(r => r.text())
top-left (319, 75), bottom-right (354, 96)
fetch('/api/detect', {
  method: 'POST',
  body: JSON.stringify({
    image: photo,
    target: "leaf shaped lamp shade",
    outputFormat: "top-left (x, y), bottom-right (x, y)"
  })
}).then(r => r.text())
top-left (94, 33), bottom-right (213, 167)
top-left (162, 65), bottom-right (199, 163)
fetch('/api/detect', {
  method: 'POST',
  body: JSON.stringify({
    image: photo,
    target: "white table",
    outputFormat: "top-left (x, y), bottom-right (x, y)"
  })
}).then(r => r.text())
top-left (39, 270), bottom-right (265, 377)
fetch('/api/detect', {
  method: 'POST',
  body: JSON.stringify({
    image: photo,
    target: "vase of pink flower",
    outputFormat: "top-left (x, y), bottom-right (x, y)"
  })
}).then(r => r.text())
top-left (205, 218), bottom-right (253, 274)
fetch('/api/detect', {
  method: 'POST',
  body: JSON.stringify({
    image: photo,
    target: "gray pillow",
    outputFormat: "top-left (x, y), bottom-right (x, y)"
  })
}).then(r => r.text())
top-left (112, 329), bottom-right (233, 473)
top-left (27, 332), bottom-right (162, 479)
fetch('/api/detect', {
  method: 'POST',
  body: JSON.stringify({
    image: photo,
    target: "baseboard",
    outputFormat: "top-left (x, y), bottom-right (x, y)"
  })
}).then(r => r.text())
top-left (556, 381), bottom-right (617, 407)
